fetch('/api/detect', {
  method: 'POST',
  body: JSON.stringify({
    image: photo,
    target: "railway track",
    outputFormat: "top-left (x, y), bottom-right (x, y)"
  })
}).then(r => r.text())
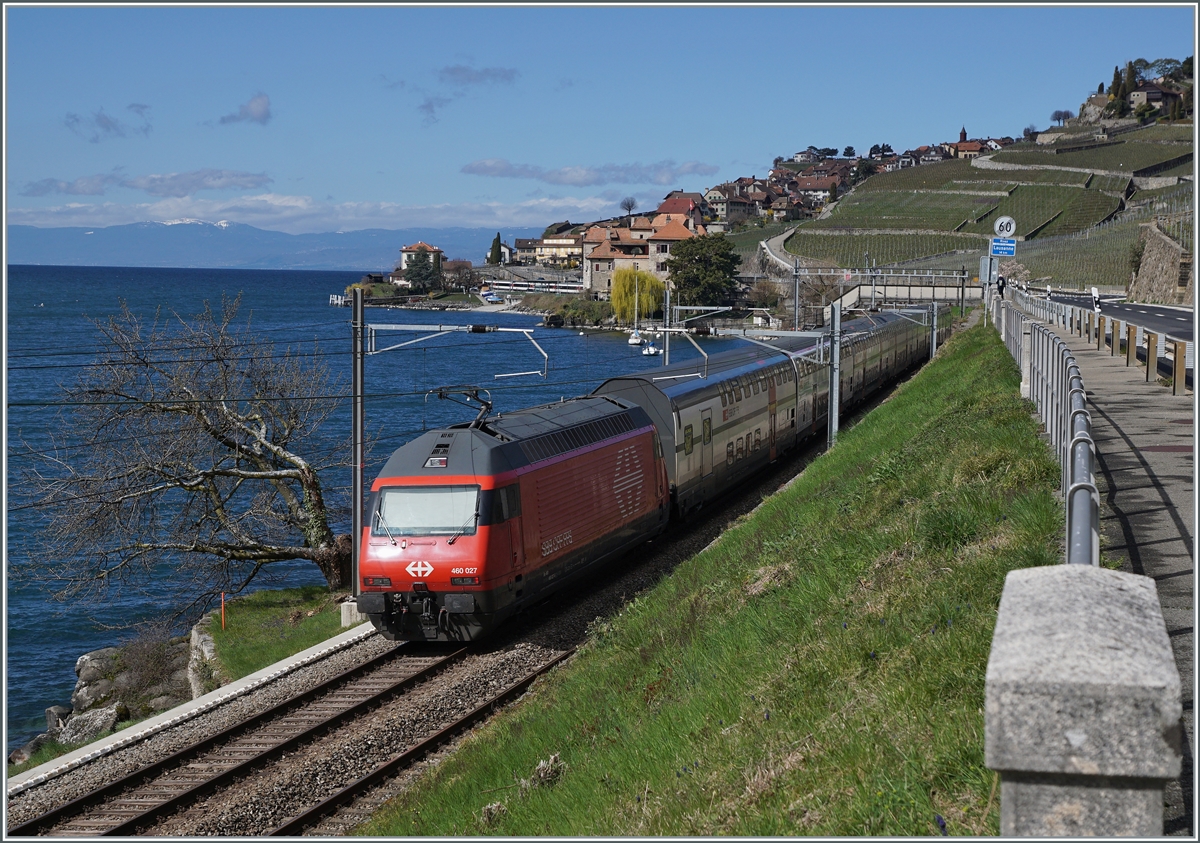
top-left (8, 644), bottom-right (463, 837)
top-left (9, 644), bottom-right (573, 837)
top-left (266, 649), bottom-right (574, 836)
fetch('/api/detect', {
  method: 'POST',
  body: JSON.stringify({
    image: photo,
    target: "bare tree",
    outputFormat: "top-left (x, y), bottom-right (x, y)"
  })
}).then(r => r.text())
top-left (13, 296), bottom-right (352, 622)
top-left (620, 196), bottom-right (638, 219)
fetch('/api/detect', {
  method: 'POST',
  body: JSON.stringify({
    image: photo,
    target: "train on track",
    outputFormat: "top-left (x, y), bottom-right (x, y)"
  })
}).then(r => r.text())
top-left (356, 306), bottom-right (950, 641)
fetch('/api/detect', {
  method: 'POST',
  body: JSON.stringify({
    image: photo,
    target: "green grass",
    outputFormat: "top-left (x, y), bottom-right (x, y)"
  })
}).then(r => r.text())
top-left (785, 231), bottom-right (979, 267)
top-left (358, 322), bottom-right (1061, 837)
top-left (724, 221), bottom-right (795, 255)
top-left (208, 586), bottom-right (347, 681)
top-left (991, 141), bottom-right (1189, 173)
top-left (1123, 124), bottom-right (1194, 142)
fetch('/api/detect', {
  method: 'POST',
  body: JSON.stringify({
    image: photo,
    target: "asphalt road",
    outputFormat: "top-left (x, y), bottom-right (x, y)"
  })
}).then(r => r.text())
top-left (1048, 294), bottom-right (1194, 342)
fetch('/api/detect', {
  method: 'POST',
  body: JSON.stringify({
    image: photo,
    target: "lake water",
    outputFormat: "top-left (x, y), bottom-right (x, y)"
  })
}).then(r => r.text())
top-left (4, 265), bottom-right (741, 752)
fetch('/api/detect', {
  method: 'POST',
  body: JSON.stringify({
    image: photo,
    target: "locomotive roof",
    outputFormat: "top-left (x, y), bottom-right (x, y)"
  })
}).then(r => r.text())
top-left (375, 395), bottom-right (650, 483)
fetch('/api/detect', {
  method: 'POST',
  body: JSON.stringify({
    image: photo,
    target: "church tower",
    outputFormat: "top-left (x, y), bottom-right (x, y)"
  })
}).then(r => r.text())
top-left (959, 126), bottom-right (967, 143)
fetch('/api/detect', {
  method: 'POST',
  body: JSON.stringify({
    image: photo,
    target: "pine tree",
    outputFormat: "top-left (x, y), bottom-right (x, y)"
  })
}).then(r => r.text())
top-left (1110, 65), bottom-right (1121, 95)
top-left (488, 233), bottom-right (502, 265)
top-left (1124, 61), bottom-right (1137, 97)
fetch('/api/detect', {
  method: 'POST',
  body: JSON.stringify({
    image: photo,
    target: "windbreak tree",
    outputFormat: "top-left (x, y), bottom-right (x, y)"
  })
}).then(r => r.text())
top-left (665, 234), bottom-right (741, 307)
top-left (610, 268), bottom-right (664, 324)
top-left (12, 296), bottom-right (353, 621)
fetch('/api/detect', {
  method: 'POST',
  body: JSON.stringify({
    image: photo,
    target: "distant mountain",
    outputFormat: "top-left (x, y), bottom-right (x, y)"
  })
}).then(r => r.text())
top-left (5, 221), bottom-right (545, 270)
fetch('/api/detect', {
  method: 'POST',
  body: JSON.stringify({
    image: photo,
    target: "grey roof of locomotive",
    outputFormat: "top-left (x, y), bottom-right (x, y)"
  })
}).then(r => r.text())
top-left (375, 395), bottom-right (652, 482)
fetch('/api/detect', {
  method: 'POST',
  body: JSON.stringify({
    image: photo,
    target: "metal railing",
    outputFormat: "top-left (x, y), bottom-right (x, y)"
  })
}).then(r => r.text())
top-left (990, 295), bottom-right (1099, 565)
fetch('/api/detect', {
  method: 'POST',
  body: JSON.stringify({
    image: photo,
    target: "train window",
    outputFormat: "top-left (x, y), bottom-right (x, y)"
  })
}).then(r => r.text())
top-left (684, 424), bottom-right (694, 456)
top-left (486, 484), bottom-right (522, 523)
top-left (736, 437), bottom-right (744, 460)
top-left (376, 484), bottom-right (479, 537)
top-left (754, 429), bottom-right (761, 450)
top-left (720, 385), bottom-right (727, 407)
top-left (726, 442), bottom-right (735, 466)
top-left (734, 381), bottom-right (742, 402)
top-left (702, 417), bottom-right (712, 445)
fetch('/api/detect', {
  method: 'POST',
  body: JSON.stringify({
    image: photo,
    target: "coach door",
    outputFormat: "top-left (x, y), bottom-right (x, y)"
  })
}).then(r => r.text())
top-left (768, 376), bottom-right (778, 461)
top-left (701, 409), bottom-right (713, 477)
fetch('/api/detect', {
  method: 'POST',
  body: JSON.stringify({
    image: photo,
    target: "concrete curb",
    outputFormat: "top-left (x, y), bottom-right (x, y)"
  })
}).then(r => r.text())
top-left (6, 622), bottom-right (375, 796)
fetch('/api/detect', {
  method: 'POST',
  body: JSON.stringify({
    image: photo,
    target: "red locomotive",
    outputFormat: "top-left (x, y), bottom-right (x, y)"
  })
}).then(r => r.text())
top-left (356, 395), bottom-right (670, 641)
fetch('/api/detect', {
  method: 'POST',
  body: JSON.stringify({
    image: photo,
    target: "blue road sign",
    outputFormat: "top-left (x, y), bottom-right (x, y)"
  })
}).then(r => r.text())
top-left (990, 238), bottom-right (1016, 257)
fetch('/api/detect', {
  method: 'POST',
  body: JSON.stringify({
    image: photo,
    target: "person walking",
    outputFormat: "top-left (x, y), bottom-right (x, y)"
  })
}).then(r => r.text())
top-left (997, 275), bottom-right (1007, 300)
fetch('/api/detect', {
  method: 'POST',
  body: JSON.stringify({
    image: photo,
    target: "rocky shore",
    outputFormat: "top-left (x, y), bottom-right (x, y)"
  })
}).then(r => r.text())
top-left (8, 617), bottom-right (223, 766)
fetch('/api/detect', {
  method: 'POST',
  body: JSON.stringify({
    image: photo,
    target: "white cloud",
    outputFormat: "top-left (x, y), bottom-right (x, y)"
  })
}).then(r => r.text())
top-left (220, 93), bottom-right (272, 125)
top-left (20, 169), bottom-right (273, 199)
top-left (462, 158), bottom-right (720, 187)
top-left (6, 192), bottom-right (615, 234)
top-left (64, 105), bottom-right (152, 143)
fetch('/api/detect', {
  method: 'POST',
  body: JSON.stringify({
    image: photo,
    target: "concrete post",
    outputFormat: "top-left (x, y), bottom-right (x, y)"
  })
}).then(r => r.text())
top-left (986, 566), bottom-right (1182, 837)
top-left (1173, 341), bottom-right (1187, 396)
top-left (1020, 324), bottom-right (1033, 399)
top-left (1146, 331), bottom-right (1157, 382)
top-left (1096, 315), bottom-right (1104, 351)
top-left (1126, 324), bottom-right (1136, 366)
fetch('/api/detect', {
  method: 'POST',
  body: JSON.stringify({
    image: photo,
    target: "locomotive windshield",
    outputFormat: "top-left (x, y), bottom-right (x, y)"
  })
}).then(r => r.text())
top-left (374, 485), bottom-right (479, 537)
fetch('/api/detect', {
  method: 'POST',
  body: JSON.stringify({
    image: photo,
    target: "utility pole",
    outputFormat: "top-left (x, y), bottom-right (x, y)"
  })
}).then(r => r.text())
top-left (793, 257), bottom-right (800, 330)
top-left (352, 288), bottom-right (364, 598)
top-left (828, 301), bottom-right (841, 448)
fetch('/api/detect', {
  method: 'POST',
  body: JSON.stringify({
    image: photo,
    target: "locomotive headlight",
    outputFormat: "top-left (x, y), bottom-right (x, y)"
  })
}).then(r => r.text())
top-left (362, 576), bottom-right (392, 587)
top-left (451, 576), bottom-right (480, 585)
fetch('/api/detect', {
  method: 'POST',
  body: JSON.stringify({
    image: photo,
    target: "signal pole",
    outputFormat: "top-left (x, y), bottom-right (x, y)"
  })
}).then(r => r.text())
top-left (828, 301), bottom-right (841, 448)
top-left (352, 288), bottom-right (364, 598)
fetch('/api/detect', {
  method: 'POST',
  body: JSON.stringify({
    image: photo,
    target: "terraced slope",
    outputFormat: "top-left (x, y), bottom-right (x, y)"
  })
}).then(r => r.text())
top-left (783, 127), bottom-right (1191, 285)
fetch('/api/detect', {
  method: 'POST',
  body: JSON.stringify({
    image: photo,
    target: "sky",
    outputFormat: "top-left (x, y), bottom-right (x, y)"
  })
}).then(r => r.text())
top-left (4, 3), bottom-right (1196, 235)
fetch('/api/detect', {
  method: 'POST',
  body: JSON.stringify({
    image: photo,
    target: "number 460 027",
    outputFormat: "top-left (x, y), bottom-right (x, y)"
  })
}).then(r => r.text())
top-left (451, 567), bottom-right (478, 575)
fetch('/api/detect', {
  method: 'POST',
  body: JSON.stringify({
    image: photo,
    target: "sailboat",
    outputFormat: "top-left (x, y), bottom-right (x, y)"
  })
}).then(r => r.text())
top-left (628, 274), bottom-right (644, 345)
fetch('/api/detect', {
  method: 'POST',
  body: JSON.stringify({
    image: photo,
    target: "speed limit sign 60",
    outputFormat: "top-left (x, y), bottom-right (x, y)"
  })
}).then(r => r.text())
top-left (994, 216), bottom-right (1016, 238)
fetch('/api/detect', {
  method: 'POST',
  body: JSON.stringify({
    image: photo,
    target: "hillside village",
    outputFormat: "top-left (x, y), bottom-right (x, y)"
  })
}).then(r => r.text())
top-left (380, 56), bottom-right (1192, 306)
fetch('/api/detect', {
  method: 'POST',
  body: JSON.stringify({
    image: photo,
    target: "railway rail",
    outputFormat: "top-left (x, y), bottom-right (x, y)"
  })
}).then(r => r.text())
top-left (9, 643), bottom-right (572, 838)
top-left (9, 645), bottom-right (463, 837)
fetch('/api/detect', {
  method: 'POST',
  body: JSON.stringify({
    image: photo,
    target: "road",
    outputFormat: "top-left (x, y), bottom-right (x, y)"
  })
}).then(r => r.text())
top-left (1049, 294), bottom-right (1193, 342)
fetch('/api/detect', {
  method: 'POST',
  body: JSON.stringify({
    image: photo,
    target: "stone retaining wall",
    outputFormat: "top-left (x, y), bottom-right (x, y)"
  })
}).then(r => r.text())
top-left (1130, 221), bottom-right (1193, 306)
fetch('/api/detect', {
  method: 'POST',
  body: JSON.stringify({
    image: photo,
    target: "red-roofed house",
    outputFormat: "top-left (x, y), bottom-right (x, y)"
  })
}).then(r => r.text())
top-left (397, 241), bottom-right (444, 271)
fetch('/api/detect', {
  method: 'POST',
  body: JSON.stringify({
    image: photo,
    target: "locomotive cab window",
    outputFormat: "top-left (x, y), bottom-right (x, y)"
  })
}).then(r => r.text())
top-left (485, 484), bottom-right (522, 523)
top-left (375, 485), bottom-right (479, 537)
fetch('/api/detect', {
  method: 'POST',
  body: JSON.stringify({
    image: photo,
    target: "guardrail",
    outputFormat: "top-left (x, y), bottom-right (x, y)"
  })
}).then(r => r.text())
top-left (990, 295), bottom-right (1098, 565)
top-left (984, 293), bottom-right (1182, 836)
top-left (1010, 288), bottom-right (1193, 394)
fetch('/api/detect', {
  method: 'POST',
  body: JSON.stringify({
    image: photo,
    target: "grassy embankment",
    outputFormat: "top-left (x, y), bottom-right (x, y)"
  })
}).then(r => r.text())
top-left (516, 293), bottom-right (614, 326)
top-left (207, 586), bottom-right (348, 681)
top-left (356, 320), bottom-right (1063, 837)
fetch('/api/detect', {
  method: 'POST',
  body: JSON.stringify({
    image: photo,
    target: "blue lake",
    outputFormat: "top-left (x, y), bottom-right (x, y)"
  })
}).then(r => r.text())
top-left (4, 264), bottom-right (743, 751)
